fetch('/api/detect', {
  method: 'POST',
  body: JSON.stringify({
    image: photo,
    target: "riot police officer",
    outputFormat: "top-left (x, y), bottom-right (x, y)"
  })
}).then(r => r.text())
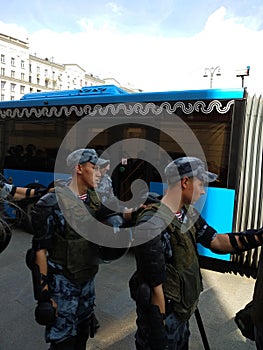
top-left (130, 157), bottom-right (263, 350)
top-left (26, 149), bottom-right (102, 350)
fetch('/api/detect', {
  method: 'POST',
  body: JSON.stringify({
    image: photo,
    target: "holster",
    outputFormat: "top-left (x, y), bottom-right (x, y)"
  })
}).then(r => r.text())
top-left (165, 297), bottom-right (175, 316)
top-left (129, 272), bottom-right (152, 308)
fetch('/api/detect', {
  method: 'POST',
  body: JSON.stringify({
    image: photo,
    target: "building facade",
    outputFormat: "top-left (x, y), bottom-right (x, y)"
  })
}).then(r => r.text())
top-left (0, 32), bottom-right (135, 101)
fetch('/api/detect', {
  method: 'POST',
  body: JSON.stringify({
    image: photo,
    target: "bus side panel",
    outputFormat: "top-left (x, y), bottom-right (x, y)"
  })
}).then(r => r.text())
top-left (3, 169), bottom-right (70, 188)
top-left (196, 187), bottom-right (235, 261)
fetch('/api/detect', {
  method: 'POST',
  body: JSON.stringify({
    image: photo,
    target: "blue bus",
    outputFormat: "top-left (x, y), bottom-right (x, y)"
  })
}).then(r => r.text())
top-left (0, 84), bottom-right (262, 275)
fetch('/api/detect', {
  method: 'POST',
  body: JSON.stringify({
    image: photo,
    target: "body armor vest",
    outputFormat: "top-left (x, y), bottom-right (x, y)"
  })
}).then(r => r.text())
top-left (142, 203), bottom-right (203, 320)
top-left (48, 187), bottom-right (100, 283)
top-left (163, 208), bottom-right (203, 320)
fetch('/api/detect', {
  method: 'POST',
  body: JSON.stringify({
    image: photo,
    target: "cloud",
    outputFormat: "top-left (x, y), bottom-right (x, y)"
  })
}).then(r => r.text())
top-left (1, 6), bottom-right (263, 95)
top-left (106, 2), bottom-right (123, 15)
top-left (0, 21), bottom-right (29, 42)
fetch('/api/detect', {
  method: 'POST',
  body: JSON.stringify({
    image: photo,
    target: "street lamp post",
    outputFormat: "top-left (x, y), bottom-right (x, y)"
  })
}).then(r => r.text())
top-left (203, 66), bottom-right (221, 88)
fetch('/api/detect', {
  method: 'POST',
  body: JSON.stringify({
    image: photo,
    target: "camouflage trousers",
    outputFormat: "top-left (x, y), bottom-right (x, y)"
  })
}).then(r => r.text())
top-left (45, 272), bottom-right (95, 344)
top-left (135, 306), bottom-right (190, 350)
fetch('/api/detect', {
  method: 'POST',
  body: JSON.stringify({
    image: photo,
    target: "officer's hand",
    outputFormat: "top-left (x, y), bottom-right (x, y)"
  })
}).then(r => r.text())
top-left (35, 300), bottom-right (57, 326)
top-left (51, 298), bottom-right (58, 315)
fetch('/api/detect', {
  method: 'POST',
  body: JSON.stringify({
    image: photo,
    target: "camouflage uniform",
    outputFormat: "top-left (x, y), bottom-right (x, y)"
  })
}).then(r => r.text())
top-left (97, 173), bottom-right (114, 204)
top-left (31, 186), bottom-right (100, 350)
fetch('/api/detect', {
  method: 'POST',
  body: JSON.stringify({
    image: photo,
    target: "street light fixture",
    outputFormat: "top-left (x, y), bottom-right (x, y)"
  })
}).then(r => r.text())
top-left (236, 66), bottom-right (250, 88)
top-left (203, 66), bottom-right (221, 88)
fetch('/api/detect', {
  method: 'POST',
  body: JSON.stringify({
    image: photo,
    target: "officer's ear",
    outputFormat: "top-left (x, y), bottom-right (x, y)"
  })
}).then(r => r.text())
top-left (181, 176), bottom-right (190, 189)
top-left (76, 163), bottom-right (83, 174)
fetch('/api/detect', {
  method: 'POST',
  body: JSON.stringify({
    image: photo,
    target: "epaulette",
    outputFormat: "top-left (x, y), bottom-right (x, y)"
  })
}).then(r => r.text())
top-left (137, 203), bottom-right (160, 222)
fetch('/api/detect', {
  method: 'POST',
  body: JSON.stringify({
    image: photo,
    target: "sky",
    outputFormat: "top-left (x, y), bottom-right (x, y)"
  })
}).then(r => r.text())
top-left (0, 0), bottom-right (263, 94)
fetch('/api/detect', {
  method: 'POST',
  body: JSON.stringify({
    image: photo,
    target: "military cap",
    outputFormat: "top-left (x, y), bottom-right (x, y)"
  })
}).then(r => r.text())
top-left (66, 148), bottom-right (98, 169)
top-left (97, 158), bottom-right (110, 168)
top-left (165, 157), bottom-right (218, 184)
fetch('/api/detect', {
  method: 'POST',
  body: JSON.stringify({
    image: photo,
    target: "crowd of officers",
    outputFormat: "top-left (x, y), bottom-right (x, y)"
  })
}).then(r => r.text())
top-left (1, 149), bottom-right (263, 350)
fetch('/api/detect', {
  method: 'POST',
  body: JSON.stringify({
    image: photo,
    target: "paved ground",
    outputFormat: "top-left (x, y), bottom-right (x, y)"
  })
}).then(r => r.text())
top-left (0, 228), bottom-right (257, 350)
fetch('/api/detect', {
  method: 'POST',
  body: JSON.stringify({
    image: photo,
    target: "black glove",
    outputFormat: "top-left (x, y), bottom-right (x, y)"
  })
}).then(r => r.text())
top-left (147, 304), bottom-right (168, 350)
top-left (33, 186), bottom-right (48, 197)
top-left (35, 300), bottom-right (56, 326)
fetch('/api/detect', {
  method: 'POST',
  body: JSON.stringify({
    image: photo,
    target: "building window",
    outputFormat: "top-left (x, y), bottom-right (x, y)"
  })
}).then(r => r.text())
top-left (11, 70), bottom-right (15, 78)
top-left (1, 54), bottom-right (5, 64)
top-left (11, 57), bottom-right (15, 66)
top-left (37, 66), bottom-right (40, 74)
top-left (1, 94), bottom-right (4, 101)
top-left (1, 68), bottom-right (5, 76)
top-left (10, 96), bottom-right (15, 100)
top-left (10, 83), bottom-right (16, 92)
top-left (29, 76), bottom-right (32, 83)
top-left (1, 81), bottom-right (6, 90)
top-left (37, 77), bottom-right (40, 85)
top-left (21, 60), bottom-right (25, 69)
top-left (20, 85), bottom-right (25, 94)
top-left (21, 72), bottom-right (25, 81)
top-left (29, 64), bottom-right (32, 73)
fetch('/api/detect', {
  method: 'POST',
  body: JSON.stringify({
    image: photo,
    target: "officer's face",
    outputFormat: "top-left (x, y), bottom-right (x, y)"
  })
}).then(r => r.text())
top-left (99, 164), bottom-right (109, 177)
top-left (79, 162), bottom-right (101, 188)
top-left (183, 177), bottom-right (205, 204)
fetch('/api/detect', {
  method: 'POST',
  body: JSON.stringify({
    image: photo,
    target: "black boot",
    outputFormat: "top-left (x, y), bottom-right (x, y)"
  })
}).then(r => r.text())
top-left (75, 319), bottom-right (90, 350)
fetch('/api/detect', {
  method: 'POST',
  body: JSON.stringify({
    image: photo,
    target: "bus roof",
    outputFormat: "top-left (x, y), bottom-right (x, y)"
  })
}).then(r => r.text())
top-left (20, 84), bottom-right (129, 100)
top-left (0, 84), bottom-right (246, 109)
